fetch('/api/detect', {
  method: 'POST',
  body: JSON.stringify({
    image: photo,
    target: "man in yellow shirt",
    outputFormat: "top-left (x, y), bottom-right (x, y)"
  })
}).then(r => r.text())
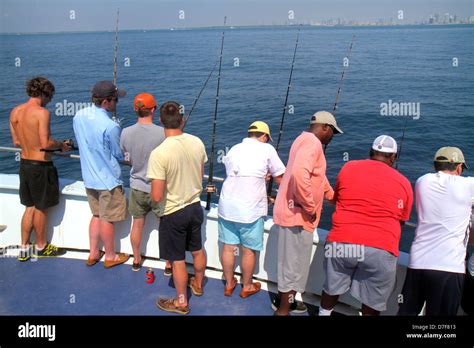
top-left (147, 101), bottom-right (208, 315)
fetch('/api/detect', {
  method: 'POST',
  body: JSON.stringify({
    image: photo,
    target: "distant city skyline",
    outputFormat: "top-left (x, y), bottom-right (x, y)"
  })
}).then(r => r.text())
top-left (1, 0), bottom-right (473, 34)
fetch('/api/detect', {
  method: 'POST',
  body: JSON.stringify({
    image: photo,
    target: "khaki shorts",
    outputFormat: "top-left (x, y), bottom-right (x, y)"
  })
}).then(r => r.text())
top-left (86, 186), bottom-right (126, 222)
top-left (128, 188), bottom-right (161, 218)
top-left (277, 225), bottom-right (314, 293)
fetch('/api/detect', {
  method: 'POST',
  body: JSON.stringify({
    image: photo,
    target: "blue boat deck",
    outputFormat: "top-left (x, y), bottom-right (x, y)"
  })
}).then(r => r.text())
top-left (0, 254), bottom-right (318, 316)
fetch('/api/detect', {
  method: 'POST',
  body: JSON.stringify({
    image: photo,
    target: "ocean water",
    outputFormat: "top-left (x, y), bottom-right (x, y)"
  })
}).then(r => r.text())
top-left (1, 25), bottom-right (473, 251)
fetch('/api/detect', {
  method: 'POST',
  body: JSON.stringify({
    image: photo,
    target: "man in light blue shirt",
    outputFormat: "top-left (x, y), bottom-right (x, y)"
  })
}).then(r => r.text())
top-left (73, 81), bottom-right (130, 269)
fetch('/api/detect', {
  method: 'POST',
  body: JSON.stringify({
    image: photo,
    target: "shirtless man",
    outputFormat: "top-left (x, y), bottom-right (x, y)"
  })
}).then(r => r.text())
top-left (9, 77), bottom-right (69, 261)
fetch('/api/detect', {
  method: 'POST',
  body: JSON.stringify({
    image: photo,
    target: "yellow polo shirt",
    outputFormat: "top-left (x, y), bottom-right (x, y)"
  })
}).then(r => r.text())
top-left (147, 133), bottom-right (208, 215)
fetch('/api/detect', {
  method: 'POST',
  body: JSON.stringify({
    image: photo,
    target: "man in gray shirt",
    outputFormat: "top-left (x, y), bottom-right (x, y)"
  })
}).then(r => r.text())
top-left (120, 93), bottom-right (168, 272)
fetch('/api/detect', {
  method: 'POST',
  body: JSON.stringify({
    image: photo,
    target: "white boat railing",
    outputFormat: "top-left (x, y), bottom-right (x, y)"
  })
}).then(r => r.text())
top-left (0, 146), bottom-right (225, 184)
top-left (0, 145), bottom-right (417, 228)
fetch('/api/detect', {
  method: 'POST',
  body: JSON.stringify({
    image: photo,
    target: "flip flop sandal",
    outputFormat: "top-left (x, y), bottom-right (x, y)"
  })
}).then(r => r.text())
top-left (239, 282), bottom-right (262, 298)
top-left (224, 277), bottom-right (238, 297)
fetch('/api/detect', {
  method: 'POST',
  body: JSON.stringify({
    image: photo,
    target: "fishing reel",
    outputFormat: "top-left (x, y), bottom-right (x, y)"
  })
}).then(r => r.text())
top-left (40, 139), bottom-right (77, 152)
top-left (205, 184), bottom-right (218, 195)
top-left (267, 195), bottom-right (276, 205)
top-left (62, 139), bottom-right (78, 151)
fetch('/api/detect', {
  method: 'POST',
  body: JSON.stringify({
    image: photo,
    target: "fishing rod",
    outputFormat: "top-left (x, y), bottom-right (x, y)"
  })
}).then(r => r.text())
top-left (182, 59), bottom-right (219, 130)
top-left (325, 34), bottom-right (356, 152)
top-left (0, 146), bottom-right (226, 183)
top-left (266, 26), bottom-right (301, 198)
top-left (40, 139), bottom-right (78, 152)
top-left (395, 118), bottom-right (409, 170)
top-left (205, 16), bottom-right (227, 211)
top-left (112, 8), bottom-right (120, 122)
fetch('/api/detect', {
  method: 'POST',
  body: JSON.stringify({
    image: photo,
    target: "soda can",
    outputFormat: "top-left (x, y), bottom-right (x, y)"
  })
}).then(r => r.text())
top-left (146, 268), bottom-right (155, 284)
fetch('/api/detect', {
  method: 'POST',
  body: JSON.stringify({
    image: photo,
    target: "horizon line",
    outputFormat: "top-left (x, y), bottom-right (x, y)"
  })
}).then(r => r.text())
top-left (1, 22), bottom-right (474, 36)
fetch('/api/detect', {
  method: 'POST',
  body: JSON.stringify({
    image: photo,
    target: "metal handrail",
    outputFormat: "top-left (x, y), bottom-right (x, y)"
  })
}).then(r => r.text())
top-left (0, 145), bottom-right (417, 228)
top-left (0, 146), bottom-right (225, 183)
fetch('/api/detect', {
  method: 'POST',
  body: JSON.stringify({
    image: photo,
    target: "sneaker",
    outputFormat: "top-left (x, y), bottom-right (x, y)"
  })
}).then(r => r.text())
top-left (17, 246), bottom-right (32, 262)
top-left (271, 297), bottom-right (308, 314)
top-left (132, 262), bottom-right (142, 272)
top-left (33, 243), bottom-right (67, 258)
top-left (164, 266), bottom-right (172, 277)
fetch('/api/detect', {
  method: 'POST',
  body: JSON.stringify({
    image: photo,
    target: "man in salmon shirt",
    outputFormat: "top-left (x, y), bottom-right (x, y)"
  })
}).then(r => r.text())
top-left (273, 111), bottom-right (343, 316)
top-left (319, 135), bottom-right (413, 316)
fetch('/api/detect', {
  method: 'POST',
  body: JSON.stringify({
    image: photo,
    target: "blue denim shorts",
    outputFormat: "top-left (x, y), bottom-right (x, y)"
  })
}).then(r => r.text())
top-left (218, 217), bottom-right (264, 251)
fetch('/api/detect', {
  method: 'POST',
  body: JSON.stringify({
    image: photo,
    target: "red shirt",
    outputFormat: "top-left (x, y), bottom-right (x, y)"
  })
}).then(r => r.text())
top-left (327, 159), bottom-right (413, 256)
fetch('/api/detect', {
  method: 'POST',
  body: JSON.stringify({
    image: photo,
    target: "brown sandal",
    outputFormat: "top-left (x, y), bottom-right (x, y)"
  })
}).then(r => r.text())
top-left (224, 277), bottom-right (238, 297)
top-left (86, 250), bottom-right (105, 266)
top-left (239, 282), bottom-right (262, 298)
top-left (104, 253), bottom-right (130, 269)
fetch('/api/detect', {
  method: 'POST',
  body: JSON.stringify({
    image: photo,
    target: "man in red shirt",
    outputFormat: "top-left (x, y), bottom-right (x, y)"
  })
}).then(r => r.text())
top-left (319, 135), bottom-right (413, 316)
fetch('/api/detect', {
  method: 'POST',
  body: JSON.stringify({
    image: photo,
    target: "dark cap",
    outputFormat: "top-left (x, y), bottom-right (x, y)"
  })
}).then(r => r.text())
top-left (91, 81), bottom-right (126, 99)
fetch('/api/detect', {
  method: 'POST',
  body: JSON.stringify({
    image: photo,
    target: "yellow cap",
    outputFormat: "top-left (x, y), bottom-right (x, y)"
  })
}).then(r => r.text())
top-left (434, 146), bottom-right (468, 169)
top-left (248, 121), bottom-right (273, 142)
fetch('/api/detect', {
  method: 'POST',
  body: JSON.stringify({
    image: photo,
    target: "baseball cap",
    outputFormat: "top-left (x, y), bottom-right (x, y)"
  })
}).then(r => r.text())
top-left (91, 81), bottom-right (126, 99)
top-left (372, 135), bottom-right (398, 154)
top-left (134, 93), bottom-right (157, 111)
top-left (310, 111), bottom-right (343, 134)
top-left (434, 146), bottom-right (468, 169)
top-left (248, 121), bottom-right (273, 142)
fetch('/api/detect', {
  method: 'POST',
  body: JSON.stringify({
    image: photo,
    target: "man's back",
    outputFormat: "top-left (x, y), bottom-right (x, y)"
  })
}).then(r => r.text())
top-left (328, 159), bottom-right (413, 256)
top-left (147, 133), bottom-right (207, 215)
top-left (73, 105), bottom-right (123, 190)
top-left (10, 102), bottom-right (52, 162)
top-left (218, 138), bottom-right (285, 223)
top-left (409, 172), bottom-right (474, 273)
top-left (120, 123), bottom-right (165, 193)
top-left (274, 131), bottom-right (330, 231)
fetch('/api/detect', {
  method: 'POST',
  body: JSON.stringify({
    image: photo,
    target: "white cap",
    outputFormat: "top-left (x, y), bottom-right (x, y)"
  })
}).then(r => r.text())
top-left (372, 135), bottom-right (398, 154)
top-left (310, 111), bottom-right (343, 134)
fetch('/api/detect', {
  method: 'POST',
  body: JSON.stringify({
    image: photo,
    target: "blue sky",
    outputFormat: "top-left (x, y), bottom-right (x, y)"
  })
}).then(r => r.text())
top-left (1, 0), bottom-right (473, 33)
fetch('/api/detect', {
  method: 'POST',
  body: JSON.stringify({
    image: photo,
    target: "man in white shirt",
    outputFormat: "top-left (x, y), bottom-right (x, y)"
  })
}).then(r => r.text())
top-left (398, 147), bottom-right (474, 315)
top-left (218, 121), bottom-right (285, 298)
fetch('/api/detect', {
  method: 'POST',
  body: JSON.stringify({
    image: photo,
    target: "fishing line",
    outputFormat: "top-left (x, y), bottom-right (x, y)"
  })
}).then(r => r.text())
top-left (266, 26), bottom-right (301, 197)
top-left (183, 59), bottom-right (219, 130)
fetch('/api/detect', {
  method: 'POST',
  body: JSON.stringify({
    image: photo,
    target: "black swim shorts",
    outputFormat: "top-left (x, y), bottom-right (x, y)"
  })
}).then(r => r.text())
top-left (19, 159), bottom-right (60, 210)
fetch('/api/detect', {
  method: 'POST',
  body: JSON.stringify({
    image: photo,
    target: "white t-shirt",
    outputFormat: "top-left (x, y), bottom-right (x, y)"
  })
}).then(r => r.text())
top-left (408, 172), bottom-right (474, 273)
top-left (218, 138), bottom-right (285, 223)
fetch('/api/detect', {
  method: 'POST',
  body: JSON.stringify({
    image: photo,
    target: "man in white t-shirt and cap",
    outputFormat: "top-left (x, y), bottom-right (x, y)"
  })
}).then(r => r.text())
top-left (218, 121), bottom-right (285, 299)
top-left (398, 146), bottom-right (473, 316)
